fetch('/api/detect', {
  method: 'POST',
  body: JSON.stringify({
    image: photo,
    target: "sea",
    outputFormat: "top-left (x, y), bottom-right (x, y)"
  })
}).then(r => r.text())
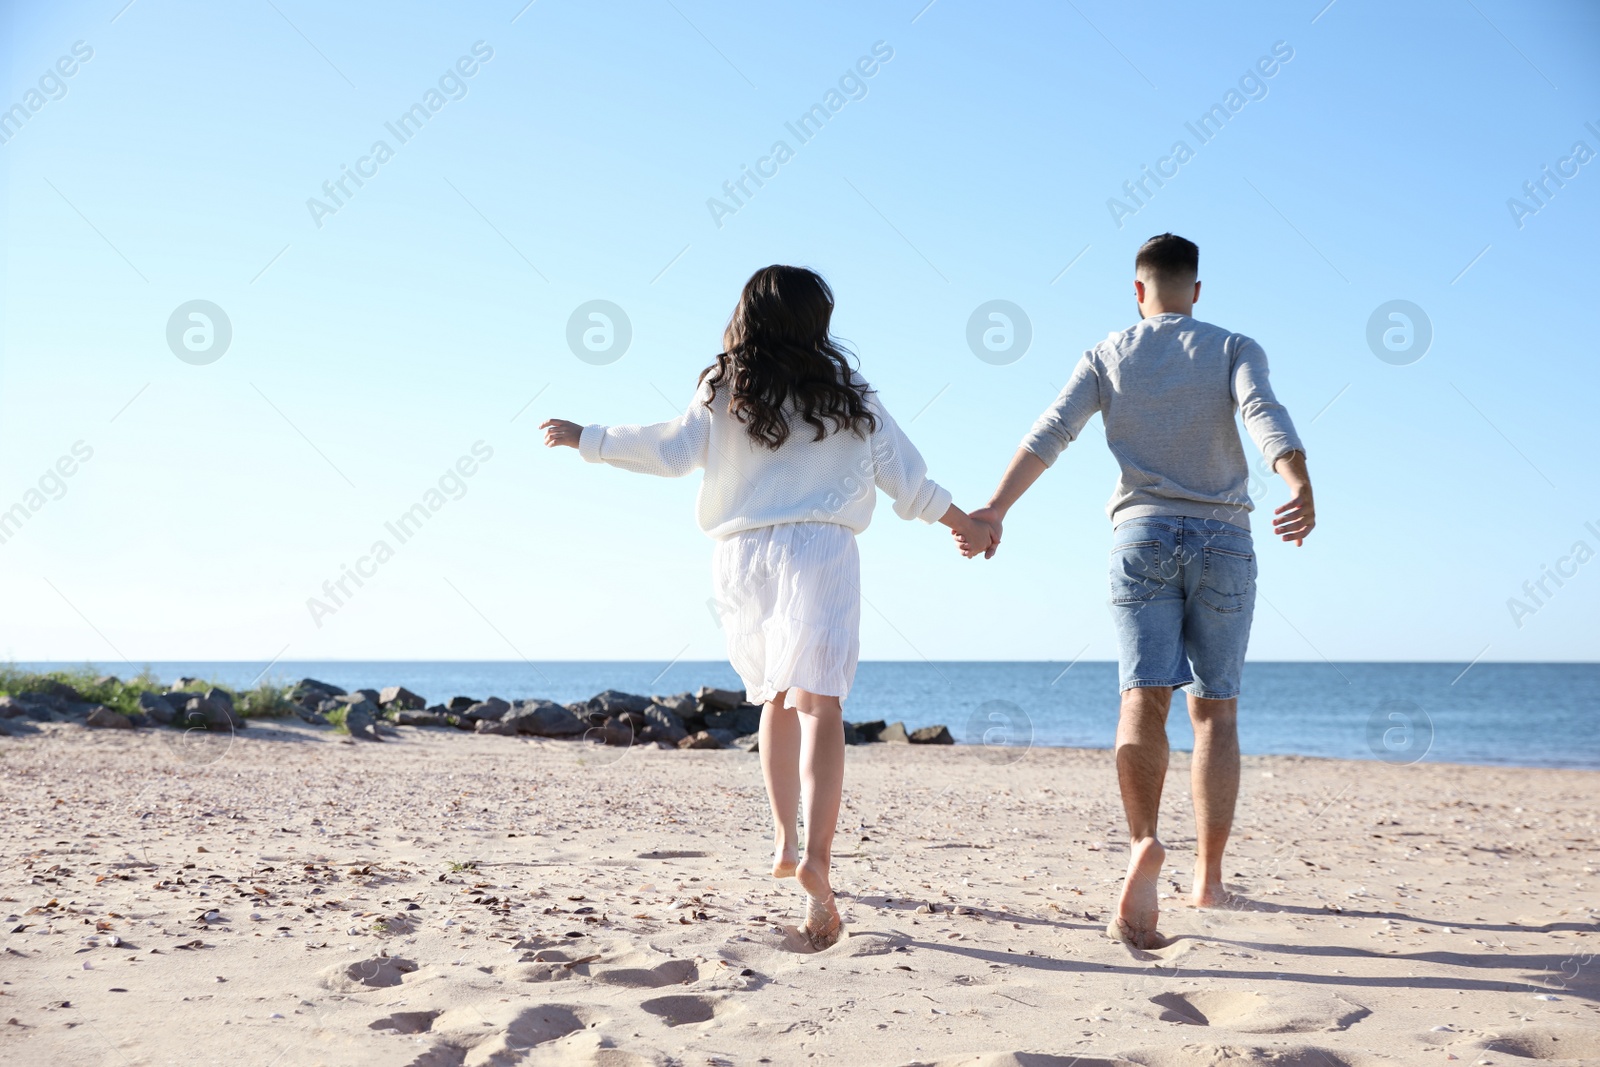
top-left (19, 661), bottom-right (1598, 770)
top-left (15, 659), bottom-right (1600, 767)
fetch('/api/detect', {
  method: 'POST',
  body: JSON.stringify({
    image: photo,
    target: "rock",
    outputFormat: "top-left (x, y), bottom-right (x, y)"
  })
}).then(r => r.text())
top-left (0, 716), bottom-right (40, 737)
top-left (126, 712), bottom-right (150, 728)
top-left (677, 730), bottom-right (725, 750)
top-left (0, 696), bottom-right (39, 720)
top-left (464, 697), bottom-right (511, 721)
top-left (704, 704), bottom-right (762, 735)
top-left (585, 718), bottom-right (635, 747)
top-left (732, 734), bottom-right (760, 753)
top-left (587, 689), bottom-right (653, 717)
top-left (447, 696), bottom-right (477, 711)
top-left (852, 720), bottom-right (887, 743)
top-left (343, 700), bottom-right (381, 741)
top-left (15, 691), bottom-right (67, 713)
top-left (201, 694), bottom-right (243, 730)
top-left (34, 679), bottom-right (85, 703)
top-left (449, 714), bottom-right (475, 731)
top-left (652, 692), bottom-right (697, 716)
top-left (295, 707), bottom-right (329, 726)
top-left (506, 701), bottom-right (587, 738)
top-left (695, 686), bottom-right (745, 712)
top-left (842, 721), bottom-right (861, 746)
top-left (641, 704), bottom-right (688, 745)
top-left (174, 697), bottom-right (206, 728)
top-left (172, 676), bottom-right (203, 690)
top-left (315, 697), bottom-right (343, 715)
top-left (379, 686), bottom-right (425, 711)
top-left (94, 675), bottom-right (121, 688)
top-left (137, 692), bottom-right (176, 725)
top-left (292, 677), bottom-right (346, 700)
top-left (909, 724), bottom-right (954, 745)
top-left (394, 709), bottom-right (447, 727)
top-left (86, 706), bottom-right (132, 729)
top-left (474, 717), bottom-right (519, 736)
top-left (881, 721), bottom-right (910, 744)
top-left (176, 696), bottom-right (241, 731)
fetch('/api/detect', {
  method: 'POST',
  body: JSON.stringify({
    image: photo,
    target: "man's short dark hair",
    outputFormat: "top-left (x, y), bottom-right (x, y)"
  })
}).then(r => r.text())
top-left (1135, 233), bottom-right (1199, 283)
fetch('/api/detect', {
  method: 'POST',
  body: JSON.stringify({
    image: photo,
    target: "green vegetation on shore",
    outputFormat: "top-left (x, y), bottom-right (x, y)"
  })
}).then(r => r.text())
top-left (0, 665), bottom-right (297, 720)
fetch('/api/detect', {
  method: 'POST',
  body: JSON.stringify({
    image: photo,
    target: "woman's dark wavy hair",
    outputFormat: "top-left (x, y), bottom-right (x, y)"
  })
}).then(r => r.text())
top-left (699, 265), bottom-right (878, 450)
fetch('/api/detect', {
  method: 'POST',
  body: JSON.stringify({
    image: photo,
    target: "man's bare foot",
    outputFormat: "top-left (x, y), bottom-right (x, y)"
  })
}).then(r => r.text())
top-left (1108, 836), bottom-right (1166, 949)
top-left (795, 856), bottom-right (841, 949)
top-left (1188, 878), bottom-right (1233, 908)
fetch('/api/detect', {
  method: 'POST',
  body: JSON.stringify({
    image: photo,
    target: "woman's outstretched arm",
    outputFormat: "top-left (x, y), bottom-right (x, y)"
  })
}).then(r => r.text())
top-left (541, 390), bottom-right (711, 478)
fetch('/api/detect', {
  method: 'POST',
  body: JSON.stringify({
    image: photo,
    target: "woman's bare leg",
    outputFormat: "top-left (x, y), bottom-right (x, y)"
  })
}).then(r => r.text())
top-left (759, 690), bottom-right (800, 878)
top-left (792, 688), bottom-right (844, 947)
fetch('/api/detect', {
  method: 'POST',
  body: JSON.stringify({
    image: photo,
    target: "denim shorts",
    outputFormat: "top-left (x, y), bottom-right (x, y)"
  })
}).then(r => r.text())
top-left (1108, 516), bottom-right (1256, 700)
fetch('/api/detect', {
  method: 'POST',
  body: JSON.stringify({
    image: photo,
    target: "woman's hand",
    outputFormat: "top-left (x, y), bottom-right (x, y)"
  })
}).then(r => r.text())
top-left (946, 509), bottom-right (996, 559)
top-left (540, 419), bottom-right (582, 449)
top-left (966, 506), bottom-right (1004, 559)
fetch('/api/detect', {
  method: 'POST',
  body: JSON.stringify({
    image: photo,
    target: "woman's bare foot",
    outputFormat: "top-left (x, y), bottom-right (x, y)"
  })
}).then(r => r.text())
top-left (1188, 878), bottom-right (1233, 908)
top-left (1108, 836), bottom-right (1166, 949)
top-left (795, 856), bottom-right (841, 949)
top-left (772, 841), bottom-right (798, 879)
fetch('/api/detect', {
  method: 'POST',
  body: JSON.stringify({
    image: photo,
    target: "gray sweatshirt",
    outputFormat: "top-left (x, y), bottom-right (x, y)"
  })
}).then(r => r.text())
top-left (1020, 313), bottom-right (1303, 531)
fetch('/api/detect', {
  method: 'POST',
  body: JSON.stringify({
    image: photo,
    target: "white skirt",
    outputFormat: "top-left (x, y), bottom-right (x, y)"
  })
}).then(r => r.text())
top-left (712, 522), bottom-right (861, 707)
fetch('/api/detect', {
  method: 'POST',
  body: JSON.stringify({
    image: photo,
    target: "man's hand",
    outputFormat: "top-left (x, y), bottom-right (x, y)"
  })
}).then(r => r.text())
top-left (967, 506), bottom-right (1004, 559)
top-left (1271, 451), bottom-right (1315, 546)
top-left (540, 419), bottom-right (582, 449)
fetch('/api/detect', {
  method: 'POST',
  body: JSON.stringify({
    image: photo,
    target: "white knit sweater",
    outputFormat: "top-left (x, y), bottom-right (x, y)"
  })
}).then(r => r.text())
top-left (578, 379), bottom-right (952, 539)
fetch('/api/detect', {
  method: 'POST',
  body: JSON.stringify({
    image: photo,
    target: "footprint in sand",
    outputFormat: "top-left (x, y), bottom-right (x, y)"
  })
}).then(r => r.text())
top-left (1149, 990), bottom-right (1369, 1034)
top-left (321, 955), bottom-right (418, 991)
top-left (639, 993), bottom-right (730, 1027)
top-left (1477, 1025), bottom-right (1600, 1061)
top-left (757, 917), bottom-right (914, 956)
top-left (404, 1045), bottom-right (466, 1067)
top-left (1115, 1045), bottom-right (1361, 1067)
top-left (415, 1004), bottom-right (589, 1065)
top-left (922, 1055), bottom-right (1134, 1067)
top-left (512, 947), bottom-right (597, 984)
top-left (593, 957), bottom-right (698, 988)
top-left (830, 929), bottom-right (909, 957)
top-left (369, 1010), bottom-right (440, 1035)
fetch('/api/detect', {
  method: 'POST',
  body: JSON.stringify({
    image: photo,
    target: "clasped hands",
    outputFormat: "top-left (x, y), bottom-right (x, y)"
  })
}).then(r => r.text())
top-left (952, 506), bottom-right (1003, 560)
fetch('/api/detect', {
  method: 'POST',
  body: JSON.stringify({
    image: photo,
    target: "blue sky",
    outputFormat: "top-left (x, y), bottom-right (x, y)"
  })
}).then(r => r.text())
top-left (1, 0), bottom-right (1596, 667)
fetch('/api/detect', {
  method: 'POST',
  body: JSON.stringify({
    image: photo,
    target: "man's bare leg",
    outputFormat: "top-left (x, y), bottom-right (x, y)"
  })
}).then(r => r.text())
top-left (759, 690), bottom-right (800, 878)
top-left (1187, 694), bottom-right (1239, 907)
top-left (1111, 685), bottom-right (1172, 948)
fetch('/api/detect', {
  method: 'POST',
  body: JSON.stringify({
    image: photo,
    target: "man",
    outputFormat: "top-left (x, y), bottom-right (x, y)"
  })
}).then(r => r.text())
top-left (962, 233), bottom-right (1315, 949)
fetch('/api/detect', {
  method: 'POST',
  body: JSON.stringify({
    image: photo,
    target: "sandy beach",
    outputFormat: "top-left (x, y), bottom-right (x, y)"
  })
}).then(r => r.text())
top-left (2, 720), bottom-right (1596, 1067)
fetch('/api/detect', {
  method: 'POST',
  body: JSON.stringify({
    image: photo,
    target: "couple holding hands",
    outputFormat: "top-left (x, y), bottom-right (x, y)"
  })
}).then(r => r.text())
top-left (542, 233), bottom-right (1316, 949)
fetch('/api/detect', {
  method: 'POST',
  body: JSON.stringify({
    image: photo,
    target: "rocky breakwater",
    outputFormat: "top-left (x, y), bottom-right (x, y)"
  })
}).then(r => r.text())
top-left (0, 671), bottom-right (955, 752)
top-left (287, 679), bottom-right (955, 752)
